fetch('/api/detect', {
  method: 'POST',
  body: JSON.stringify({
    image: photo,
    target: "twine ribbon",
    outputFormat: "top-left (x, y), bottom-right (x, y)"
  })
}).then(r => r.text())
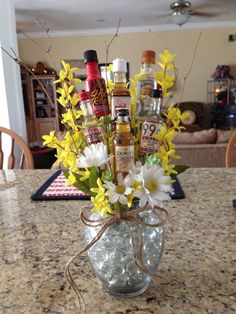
top-left (64, 204), bottom-right (168, 312)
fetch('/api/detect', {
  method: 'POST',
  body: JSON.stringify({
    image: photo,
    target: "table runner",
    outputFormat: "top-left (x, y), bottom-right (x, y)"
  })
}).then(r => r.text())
top-left (31, 170), bottom-right (185, 201)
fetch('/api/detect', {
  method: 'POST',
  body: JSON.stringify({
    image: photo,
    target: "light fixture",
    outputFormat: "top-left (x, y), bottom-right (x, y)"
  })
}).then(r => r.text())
top-left (171, 9), bottom-right (190, 26)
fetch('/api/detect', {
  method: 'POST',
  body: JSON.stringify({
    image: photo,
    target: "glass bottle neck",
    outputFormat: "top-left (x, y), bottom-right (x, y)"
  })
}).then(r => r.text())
top-left (114, 72), bottom-right (127, 85)
top-left (115, 117), bottom-right (131, 133)
top-left (85, 61), bottom-right (101, 78)
top-left (80, 99), bottom-right (95, 118)
top-left (141, 63), bottom-right (154, 75)
top-left (151, 98), bottom-right (162, 115)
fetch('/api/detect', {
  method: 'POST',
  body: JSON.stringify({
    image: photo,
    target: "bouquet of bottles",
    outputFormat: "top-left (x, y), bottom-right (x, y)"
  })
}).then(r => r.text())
top-left (43, 49), bottom-right (188, 216)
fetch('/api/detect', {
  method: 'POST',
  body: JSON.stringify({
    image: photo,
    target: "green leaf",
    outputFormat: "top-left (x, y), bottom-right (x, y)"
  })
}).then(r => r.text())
top-left (63, 169), bottom-right (95, 196)
top-left (174, 165), bottom-right (189, 175)
top-left (89, 166), bottom-right (99, 189)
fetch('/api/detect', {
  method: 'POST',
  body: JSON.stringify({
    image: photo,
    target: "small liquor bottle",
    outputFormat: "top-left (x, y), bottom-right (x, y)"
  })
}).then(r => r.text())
top-left (139, 89), bottom-right (163, 155)
top-left (136, 50), bottom-right (157, 119)
top-left (111, 58), bottom-right (131, 120)
top-left (79, 91), bottom-right (104, 145)
top-left (83, 50), bottom-right (110, 117)
top-left (113, 109), bottom-right (135, 178)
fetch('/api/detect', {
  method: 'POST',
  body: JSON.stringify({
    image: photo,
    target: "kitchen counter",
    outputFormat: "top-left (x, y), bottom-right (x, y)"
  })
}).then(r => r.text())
top-left (0, 168), bottom-right (236, 314)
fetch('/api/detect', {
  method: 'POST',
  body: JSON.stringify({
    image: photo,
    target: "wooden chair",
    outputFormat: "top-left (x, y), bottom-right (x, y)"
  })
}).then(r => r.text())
top-left (225, 130), bottom-right (236, 168)
top-left (0, 126), bottom-right (34, 169)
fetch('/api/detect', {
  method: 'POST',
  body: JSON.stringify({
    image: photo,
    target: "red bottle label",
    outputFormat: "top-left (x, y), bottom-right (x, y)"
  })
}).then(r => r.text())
top-left (87, 78), bottom-right (110, 117)
top-left (84, 127), bottom-right (103, 145)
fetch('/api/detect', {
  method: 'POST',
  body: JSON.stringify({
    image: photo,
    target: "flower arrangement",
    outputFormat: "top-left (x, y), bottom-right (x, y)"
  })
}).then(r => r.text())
top-left (43, 51), bottom-right (188, 217)
top-left (42, 49), bottom-right (190, 309)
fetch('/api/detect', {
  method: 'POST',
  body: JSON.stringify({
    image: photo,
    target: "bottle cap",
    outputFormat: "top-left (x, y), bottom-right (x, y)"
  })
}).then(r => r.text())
top-left (141, 50), bottom-right (155, 64)
top-left (152, 89), bottom-right (162, 98)
top-left (116, 108), bottom-right (129, 117)
top-left (112, 58), bottom-right (127, 73)
top-left (83, 50), bottom-right (98, 64)
top-left (79, 91), bottom-right (90, 101)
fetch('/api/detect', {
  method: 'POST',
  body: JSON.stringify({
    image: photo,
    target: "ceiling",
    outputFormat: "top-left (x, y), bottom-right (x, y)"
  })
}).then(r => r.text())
top-left (14, 0), bottom-right (236, 36)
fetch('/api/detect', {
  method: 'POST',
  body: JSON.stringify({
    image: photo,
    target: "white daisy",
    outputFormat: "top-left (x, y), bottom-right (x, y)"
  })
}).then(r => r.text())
top-left (77, 143), bottom-right (108, 168)
top-left (138, 164), bottom-right (172, 208)
top-left (125, 166), bottom-right (143, 199)
top-left (104, 173), bottom-right (132, 205)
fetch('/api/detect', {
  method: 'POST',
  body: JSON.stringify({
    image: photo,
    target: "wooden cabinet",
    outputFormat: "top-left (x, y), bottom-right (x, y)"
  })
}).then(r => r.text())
top-left (21, 70), bottom-right (60, 144)
top-left (30, 75), bottom-right (59, 142)
top-left (21, 68), bottom-right (36, 143)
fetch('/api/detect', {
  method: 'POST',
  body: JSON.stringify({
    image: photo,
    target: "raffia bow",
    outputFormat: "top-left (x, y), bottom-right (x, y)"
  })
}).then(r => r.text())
top-left (65, 204), bottom-right (168, 312)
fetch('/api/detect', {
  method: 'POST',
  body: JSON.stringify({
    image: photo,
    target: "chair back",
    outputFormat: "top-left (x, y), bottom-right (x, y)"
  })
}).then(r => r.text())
top-left (225, 130), bottom-right (236, 168)
top-left (0, 126), bottom-right (34, 169)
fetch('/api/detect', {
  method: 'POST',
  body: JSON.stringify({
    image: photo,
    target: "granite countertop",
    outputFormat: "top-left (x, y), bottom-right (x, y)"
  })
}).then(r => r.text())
top-left (0, 168), bottom-right (236, 314)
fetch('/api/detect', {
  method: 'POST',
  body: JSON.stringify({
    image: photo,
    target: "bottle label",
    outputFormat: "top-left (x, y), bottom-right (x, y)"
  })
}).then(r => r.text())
top-left (84, 127), bottom-right (103, 144)
top-left (111, 96), bottom-right (131, 119)
top-left (140, 121), bottom-right (162, 153)
top-left (139, 79), bottom-right (155, 97)
top-left (137, 79), bottom-right (155, 113)
top-left (115, 145), bottom-right (134, 172)
top-left (89, 78), bottom-right (110, 117)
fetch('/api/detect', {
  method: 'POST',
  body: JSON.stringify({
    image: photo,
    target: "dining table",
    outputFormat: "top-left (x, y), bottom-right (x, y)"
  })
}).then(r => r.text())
top-left (0, 168), bottom-right (235, 314)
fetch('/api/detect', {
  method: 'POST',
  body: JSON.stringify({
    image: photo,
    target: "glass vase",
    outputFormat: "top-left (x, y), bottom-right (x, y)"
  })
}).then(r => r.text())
top-left (84, 209), bottom-right (165, 297)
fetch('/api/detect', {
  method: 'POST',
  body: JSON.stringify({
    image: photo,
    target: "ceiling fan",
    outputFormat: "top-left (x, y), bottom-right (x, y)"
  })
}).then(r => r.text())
top-left (161, 1), bottom-right (221, 26)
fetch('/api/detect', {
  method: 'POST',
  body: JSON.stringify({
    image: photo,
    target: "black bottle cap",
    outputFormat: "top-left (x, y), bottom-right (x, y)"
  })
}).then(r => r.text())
top-left (152, 89), bottom-right (162, 98)
top-left (116, 108), bottom-right (129, 117)
top-left (83, 50), bottom-right (98, 64)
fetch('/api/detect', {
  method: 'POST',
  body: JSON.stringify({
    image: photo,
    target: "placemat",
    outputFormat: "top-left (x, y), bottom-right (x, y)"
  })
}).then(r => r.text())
top-left (31, 170), bottom-right (90, 201)
top-left (31, 170), bottom-right (185, 201)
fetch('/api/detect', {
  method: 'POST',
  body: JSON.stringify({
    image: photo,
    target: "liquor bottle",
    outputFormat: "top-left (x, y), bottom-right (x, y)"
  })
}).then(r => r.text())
top-left (136, 50), bottom-right (156, 119)
top-left (83, 50), bottom-right (110, 117)
top-left (111, 58), bottom-right (131, 120)
top-left (139, 89), bottom-right (164, 155)
top-left (79, 91), bottom-right (104, 145)
top-left (113, 109), bottom-right (135, 178)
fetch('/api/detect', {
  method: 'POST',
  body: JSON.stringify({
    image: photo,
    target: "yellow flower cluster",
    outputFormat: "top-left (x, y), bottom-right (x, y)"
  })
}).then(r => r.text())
top-left (42, 61), bottom-right (86, 175)
top-left (91, 178), bottom-right (113, 216)
top-left (43, 50), bottom-right (186, 204)
top-left (155, 49), bottom-right (176, 97)
top-left (155, 107), bottom-right (189, 175)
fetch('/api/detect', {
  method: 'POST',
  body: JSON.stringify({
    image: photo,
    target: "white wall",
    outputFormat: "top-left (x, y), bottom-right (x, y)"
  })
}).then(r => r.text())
top-left (0, 0), bottom-right (26, 139)
top-left (18, 27), bottom-right (236, 105)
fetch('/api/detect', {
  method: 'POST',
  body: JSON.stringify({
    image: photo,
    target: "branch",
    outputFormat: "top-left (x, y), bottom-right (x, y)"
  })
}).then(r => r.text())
top-left (149, 29), bottom-right (167, 50)
top-left (104, 18), bottom-right (121, 93)
top-left (105, 18), bottom-right (121, 62)
top-left (8, 48), bottom-right (57, 110)
top-left (18, 19), bottom-right (58, 72)
top-left (177, 31), bottom-right (202, 105)
top-left (149, 29), bottom-right (177, 108)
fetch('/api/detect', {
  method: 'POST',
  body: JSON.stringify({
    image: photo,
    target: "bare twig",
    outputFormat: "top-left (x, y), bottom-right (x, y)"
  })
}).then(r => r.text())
top-left (177, 31), bottom-right (202, 105)
top-left (149, 29), bottom-right (167, 51)
top-left (104, 18), bottom-right (121, 94)
top-left (149, 29), bottom-right (177, 108)
top-left (18, 19), bottom-right (58, 72)
top-left (105, 18), bottom-right (121, 63)
top-left (8, 47), bottom-right (56, 110)
top-left (2, 46), bottom-right (79, 153)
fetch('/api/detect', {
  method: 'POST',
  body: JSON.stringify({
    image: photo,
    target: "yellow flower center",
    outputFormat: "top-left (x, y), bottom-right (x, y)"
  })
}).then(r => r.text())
top-left (133, 180), bottom-right (141, 191)
top-left (146, 180), bottom-right (158, 192)
top-left (115, 184), bottom-right (126, 194)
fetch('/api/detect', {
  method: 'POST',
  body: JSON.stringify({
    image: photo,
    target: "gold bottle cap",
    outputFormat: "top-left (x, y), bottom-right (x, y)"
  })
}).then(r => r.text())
top-left (141, 50), bottom-right (155, 64)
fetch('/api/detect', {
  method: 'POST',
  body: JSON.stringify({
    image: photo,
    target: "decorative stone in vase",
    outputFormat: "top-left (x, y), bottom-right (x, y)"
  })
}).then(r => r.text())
top-left (84, 209), bottom-right (165, 297)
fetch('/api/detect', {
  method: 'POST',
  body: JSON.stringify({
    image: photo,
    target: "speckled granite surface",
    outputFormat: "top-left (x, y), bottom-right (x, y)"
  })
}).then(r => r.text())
top-left (0, 168), bottom-right (236, 314)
